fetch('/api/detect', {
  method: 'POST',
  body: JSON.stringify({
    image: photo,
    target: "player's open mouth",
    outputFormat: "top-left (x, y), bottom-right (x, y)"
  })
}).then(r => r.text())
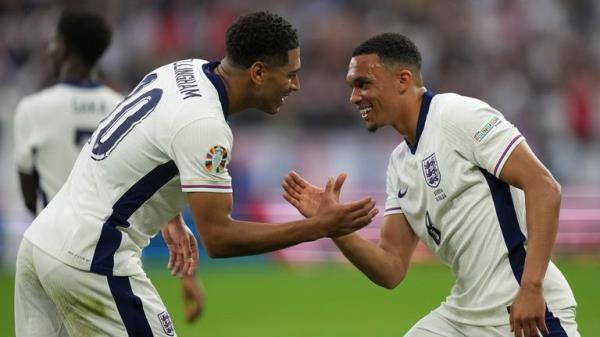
top-left (359, 106), bottom-right (372, 119)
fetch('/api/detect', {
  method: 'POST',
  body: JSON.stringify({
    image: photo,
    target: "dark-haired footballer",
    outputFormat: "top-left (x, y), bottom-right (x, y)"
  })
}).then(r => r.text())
top-left (283, 33), bottom-right (579, 337)
top-left (14, 11), bottom-right (377, 337)
top-left (14, 10), bottom-right (207, 331)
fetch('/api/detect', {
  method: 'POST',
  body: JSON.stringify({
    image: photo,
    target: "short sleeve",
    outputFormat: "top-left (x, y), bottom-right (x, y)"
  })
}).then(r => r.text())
top-left (442, 101), bottom-right (524, 177)
top-left (384, 151), bottom-right (403, 216)
top-left (171, 117), bottom-right (233, 193)
top-left (13, 100), bottom-right (35, 174)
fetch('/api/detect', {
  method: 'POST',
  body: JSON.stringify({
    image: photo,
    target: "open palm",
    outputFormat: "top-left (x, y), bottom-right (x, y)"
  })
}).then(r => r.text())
top-left (282, 171), bottom-right (346, 218)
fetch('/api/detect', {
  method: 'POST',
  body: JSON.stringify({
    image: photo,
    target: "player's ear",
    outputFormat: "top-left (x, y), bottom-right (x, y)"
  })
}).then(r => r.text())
top-left (395, 69), bottom-right (413, 94)
top-left (249, 61), bottom-right (268, 85)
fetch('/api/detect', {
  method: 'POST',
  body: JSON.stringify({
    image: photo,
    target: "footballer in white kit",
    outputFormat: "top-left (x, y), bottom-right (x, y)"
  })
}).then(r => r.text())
top-left (16, 12), bottom-right (378, 337)
top-left (14, 82), bottom-right (123, 211)
top-left (383, 91), bottom-right (577, 334)
top-left (282, 33), bottom-right (579, 337)
top-left (17, 58), bottom-right (229, 336)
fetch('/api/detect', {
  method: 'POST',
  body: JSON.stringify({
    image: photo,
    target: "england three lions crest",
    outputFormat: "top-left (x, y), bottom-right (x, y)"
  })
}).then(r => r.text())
top-left (422, 153), bottom-right (441, 188)
top-left (158, 311), bottom-right (175, 336)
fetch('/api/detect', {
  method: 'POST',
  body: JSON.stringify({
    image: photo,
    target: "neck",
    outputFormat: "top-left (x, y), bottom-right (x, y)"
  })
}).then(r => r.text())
top-left (58, 59), bottom-right (94, 83)
top-left (215, 58), bottom-right (247, 115)
top-left (393, 86), bottom-right (427, 144)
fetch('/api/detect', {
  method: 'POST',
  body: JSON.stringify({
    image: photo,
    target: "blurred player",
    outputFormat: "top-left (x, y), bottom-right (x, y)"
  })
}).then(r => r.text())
top-left (283, 33), bottom-right (579, 337)
top-left (13, 10), bottom-right (122, 215)
top-left (14, 11), bottom-right (377, 337)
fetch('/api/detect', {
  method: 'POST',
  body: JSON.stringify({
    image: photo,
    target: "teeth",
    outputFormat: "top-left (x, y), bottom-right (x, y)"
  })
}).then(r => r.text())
top-left (359, 106), bottom-right (372, 118)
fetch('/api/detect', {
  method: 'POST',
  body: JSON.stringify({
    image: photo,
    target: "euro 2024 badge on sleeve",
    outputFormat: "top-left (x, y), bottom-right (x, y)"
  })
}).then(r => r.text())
top-left (205, 145), bottom-right (229, 173)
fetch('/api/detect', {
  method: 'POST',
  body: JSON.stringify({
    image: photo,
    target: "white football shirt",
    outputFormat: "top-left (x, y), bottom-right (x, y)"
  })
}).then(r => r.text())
top-left (384, 91), bottom-right (576, 326)
top-left (24, 59), bottom-right (233, 276)
top-left (14, 82), bottom-right (123, 212)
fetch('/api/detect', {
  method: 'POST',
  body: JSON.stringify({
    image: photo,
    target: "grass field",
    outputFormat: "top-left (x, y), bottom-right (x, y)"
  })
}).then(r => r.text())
top-left (1, 259), bottom-right (599, 336)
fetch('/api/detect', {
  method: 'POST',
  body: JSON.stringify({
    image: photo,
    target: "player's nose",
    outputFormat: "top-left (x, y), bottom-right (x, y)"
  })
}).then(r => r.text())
top-left (291, 76), bottom-right (300, 91)
top-left (350, 88), bottom-right (361, 104)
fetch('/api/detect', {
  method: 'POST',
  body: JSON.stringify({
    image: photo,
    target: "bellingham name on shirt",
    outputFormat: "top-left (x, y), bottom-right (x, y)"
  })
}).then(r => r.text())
top-left (173, 60), bottom-right (202, 100)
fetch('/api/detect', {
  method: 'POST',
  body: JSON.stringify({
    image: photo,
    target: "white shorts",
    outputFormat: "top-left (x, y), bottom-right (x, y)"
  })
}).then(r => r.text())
top-left (405, 308), bottom-right (580, 337)
top-left (15, 238), bottom-right (177, 337)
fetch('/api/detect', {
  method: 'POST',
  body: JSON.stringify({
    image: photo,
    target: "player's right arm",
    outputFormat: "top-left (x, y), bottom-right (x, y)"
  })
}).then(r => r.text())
top-left (188, 176), bottom-right (377, 258)
top-left (172, 111), bottom-right (376, 258)
top-left (282, 171), bottom-right (418, 289)
top-left (333, 214), bottom-right (418, 289)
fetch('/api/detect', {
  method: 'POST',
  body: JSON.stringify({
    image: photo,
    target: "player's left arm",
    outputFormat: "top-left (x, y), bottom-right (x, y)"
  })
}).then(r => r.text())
top-left (499, 141), bottom-right (558, 336)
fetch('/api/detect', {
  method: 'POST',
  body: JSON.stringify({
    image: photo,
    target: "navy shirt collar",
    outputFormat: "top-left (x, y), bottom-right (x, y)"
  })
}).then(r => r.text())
top-left (202, 61), bottom-right (230, 120)
top-left (405, 90), bottom-right (435, 154)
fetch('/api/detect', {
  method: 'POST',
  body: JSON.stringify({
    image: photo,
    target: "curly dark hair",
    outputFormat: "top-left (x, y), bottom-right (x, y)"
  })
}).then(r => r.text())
top-left (226, 11), bottom-right (298, 68)
top-left (58, 10), bottom-right (112, 67)
top-left (352, 33), bottom-right (421, 71)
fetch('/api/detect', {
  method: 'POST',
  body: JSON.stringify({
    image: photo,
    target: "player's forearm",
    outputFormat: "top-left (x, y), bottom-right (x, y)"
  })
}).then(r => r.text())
top-left (199, 217), bottom-right (324, 258)
top-left (521, 175), bottom-right (561, 287)
top-left (333, 234), bottom-right (406, 289)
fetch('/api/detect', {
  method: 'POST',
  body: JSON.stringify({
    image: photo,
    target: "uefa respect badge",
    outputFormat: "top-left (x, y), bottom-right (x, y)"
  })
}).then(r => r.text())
top-left (205, 145), bottom-right (229, 173)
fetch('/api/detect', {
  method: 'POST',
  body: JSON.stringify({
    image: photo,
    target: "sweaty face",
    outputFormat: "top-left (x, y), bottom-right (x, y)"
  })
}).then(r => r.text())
top-left (346, 54), bottom-right (396, 132)
top-left (259, 48), bottom-right (301, 114)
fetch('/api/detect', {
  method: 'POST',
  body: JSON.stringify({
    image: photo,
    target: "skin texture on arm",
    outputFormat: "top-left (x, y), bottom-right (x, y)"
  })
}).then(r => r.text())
top-left (18, 171), bottom-right (39, 215)
top-left (188, 175), bottom-right (377, 258)
top-left (180, 275), bottom-right (204, 322)
top-left (498, 141), bottom-right (561, 337)
top-left (333, 214), bottom-right (418, 289)
top-left (282, 171), bottom-right (418, 289)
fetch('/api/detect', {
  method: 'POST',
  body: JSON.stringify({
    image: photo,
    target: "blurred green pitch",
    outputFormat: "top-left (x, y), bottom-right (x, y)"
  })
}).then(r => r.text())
top-left (1, 260), bottom-right (599, 336)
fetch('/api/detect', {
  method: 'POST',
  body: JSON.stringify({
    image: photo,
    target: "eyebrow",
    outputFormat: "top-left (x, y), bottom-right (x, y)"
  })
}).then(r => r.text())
top-left (347, 76), bottom-right (369, 86)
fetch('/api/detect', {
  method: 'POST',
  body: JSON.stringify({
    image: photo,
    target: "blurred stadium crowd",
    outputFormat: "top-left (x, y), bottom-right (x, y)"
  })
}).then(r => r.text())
top-left (0, 0), bottom-right (599, 264)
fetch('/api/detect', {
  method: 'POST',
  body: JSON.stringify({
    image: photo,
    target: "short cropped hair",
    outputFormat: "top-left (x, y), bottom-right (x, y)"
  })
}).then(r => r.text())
top-left (352, 33), bottom-right (422, 72)
top-left (58, 10), bottom-right (112, 67)
top-left (226, 11), bottom-right (298, 68)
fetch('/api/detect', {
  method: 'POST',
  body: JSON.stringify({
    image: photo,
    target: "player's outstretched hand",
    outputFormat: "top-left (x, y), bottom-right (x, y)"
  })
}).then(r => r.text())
top-left (312, 174), bottom-right (378, 238)
top-left (509, 284), bottom-right (548, 337)
top-left (181, 275), bottom-right (205, 322)
top-left (282, 171), bottom-right (348, 217)
top-left (161, 216), bottom-right (199, 277)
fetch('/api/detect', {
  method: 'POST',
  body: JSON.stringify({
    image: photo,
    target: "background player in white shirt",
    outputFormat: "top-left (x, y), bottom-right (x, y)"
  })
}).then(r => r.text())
top-left (14, 11), bottom-right (378, 337)
top-left (13, 10), bottom-right (122, 215)
top-left (283, 33), bottom-right (579, 337)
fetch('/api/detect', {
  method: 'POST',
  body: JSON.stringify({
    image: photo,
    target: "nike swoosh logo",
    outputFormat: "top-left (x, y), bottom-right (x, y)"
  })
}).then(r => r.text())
top-left (398, 186), bottom-right (408, 198)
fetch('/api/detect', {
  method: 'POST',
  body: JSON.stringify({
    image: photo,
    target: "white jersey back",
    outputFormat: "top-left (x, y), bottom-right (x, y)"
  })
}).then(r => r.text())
top-left (24, 59), bottom-right (233, 276)
top-left (384, 92), bottom-right (576, 325)
top-left (14, 83), bottom-right (123, 212)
